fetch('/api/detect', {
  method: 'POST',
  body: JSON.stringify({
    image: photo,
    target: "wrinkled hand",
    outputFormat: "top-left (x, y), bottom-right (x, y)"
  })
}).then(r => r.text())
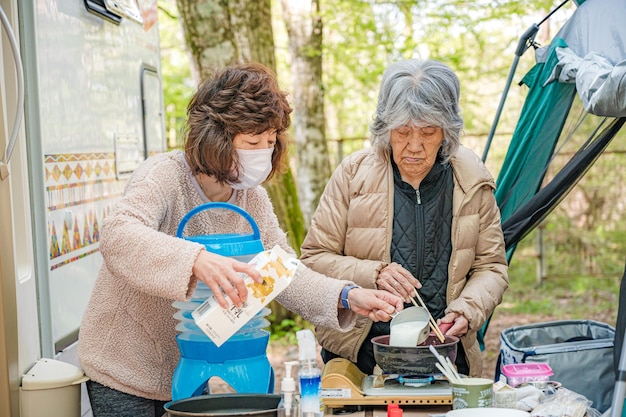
top-left (192, 249), bottom-right (262, 309)
top-left (376, 262), bottom-right (421, 302)
top-left (346, 288), bottom-right (405, 322)
top-left (437, 312), bottom-right (469, 337)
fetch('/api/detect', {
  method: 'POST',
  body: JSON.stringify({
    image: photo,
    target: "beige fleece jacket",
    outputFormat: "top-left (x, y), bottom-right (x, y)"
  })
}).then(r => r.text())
top-left (78, 150), bottom-right (356, 401)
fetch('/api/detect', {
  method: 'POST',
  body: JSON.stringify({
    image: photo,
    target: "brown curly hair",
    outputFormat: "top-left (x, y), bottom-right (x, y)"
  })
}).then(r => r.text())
top-left (184, 62), bottom-right (292, 184)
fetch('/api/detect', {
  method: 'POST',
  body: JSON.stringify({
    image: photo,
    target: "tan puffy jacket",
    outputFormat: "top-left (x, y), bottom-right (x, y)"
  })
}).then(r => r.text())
top-left (300, 145), bottom-right (509, 376)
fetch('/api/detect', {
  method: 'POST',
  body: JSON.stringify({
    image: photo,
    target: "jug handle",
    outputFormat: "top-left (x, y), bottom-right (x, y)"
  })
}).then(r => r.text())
top-left (176, 202), bottom-right (261, 239)
top-left (435, 322), bottom-right (453, 334)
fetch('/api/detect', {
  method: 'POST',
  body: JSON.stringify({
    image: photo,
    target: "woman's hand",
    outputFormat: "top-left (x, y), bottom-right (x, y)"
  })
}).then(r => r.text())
top-left (345, 288), bottom-right (405, 322)
top-left (437, 312), bottom-right (469, 337)
top-left (376, 262), bottom-right (421, 302)
top-left (192, 249), bottom-right (263, 309)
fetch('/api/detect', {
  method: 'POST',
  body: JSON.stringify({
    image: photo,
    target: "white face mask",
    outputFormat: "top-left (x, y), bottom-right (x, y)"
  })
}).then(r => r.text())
top-left (229, 148), bottom-right (274, 190)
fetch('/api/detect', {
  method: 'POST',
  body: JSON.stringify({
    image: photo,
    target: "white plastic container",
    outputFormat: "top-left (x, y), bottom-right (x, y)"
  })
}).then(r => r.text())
top-left (19, 358), bottom-right (89, 417)
top-left (278, 361), bottom-right (300, 417)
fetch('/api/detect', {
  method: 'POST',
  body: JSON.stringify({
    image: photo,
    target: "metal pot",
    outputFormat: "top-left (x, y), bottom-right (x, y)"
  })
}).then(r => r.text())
top-left (371, 334), bottom-right (459, 375)
top-left (164, 393), bottom-right (281, 417)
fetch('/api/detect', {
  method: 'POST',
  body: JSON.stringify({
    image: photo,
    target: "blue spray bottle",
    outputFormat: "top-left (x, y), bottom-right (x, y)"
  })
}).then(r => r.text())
top-left (296, 329), bottom-right (323, 417)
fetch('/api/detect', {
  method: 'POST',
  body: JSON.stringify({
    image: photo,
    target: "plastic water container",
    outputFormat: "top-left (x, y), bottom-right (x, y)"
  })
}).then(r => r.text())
top-left (173, 202), bottom-right (270, 340)
top-left (175, 202), bottom-right (264, 263)
top-left (172, 283), bottom-right (271, 338)
top-left (171, 202), bottom-right (274, 400)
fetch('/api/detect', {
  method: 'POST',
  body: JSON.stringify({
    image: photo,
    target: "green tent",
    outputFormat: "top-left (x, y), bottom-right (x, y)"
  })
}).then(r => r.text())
top-left (494, 37), bottom-right (576, 259)
top-left (480, 0), bottom-right (626, 412)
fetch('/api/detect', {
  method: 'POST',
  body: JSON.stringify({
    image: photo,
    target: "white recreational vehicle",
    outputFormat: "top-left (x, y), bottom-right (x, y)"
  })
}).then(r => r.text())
top-left (0, 1), bottom-right (165, 415)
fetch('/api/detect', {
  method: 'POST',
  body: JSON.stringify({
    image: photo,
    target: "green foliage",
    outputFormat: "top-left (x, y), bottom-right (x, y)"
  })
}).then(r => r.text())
top-left (158, 1), bottom-right (194, 149)
top-left (501, 229), bottom-right (622, 324)
top-left (268, 313), bottom-right (314, 345)
top-left (319, 0), bottom-right (573, 163)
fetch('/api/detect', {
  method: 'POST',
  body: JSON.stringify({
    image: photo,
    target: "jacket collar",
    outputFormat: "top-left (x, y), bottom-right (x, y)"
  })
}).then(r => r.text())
top-left (391, 151), bottom-right (448, 194)
top-left (449, 145), bottom-right (496, 194)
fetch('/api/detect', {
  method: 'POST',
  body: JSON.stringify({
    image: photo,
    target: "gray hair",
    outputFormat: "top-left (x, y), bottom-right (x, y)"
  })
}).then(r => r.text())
top-left (370, 59), bottom-right (463, 163)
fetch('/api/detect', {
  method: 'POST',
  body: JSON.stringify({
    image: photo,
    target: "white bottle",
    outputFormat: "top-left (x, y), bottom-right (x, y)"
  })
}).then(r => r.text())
top-left (296, 330), bottom-right (323, 417)
top-left (278, 360), bottom-right (300, 417)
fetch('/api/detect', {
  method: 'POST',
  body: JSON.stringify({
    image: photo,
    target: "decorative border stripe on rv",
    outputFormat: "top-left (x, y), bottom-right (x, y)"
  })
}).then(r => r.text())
top-left (45, 153), bottom-right (115, 183)
top-left (50, 249), bottom-right (101, 271)
top-left (45, 153), bottom-right (125, 267)
top-left (46, 179), bottom-right (122, 210)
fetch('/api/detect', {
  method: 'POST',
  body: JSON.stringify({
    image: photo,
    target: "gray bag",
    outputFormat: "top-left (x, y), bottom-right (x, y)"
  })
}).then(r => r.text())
top-left (498, 319), bottom-right (615, 413)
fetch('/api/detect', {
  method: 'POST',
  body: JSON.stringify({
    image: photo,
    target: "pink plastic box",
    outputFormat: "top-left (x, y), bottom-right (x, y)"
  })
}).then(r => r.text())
top-left (501, 363), bottom-right (554, 387)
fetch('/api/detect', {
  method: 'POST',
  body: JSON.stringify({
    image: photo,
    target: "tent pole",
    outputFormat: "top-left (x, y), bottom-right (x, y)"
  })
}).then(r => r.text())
top-left (482, 24), bottom-right (538, 163)
top-left (482, 54), bottom-right (521, 162)
top-left (609, 333), bottom-right (626, 417)
top-left (481, 0), bottom-right (572, 163)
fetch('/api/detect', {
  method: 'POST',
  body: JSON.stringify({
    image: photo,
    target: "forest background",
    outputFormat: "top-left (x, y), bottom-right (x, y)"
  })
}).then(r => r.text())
top-left (155, 0), bottom-right (625, 380)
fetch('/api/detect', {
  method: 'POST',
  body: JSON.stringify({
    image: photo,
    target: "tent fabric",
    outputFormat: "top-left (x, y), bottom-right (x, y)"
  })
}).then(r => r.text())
top-left (544, 0), bottom-right (626, 117)
top-left (615, 261), bottom-right (626, 374)
top-left (501, 117), bottom-right (625, 249)
top-left (478, 0), bottom-right (626, 349)
top-left (494, 37), bottom-right (576, 248)
top-left (553, 49), bottom-right (626, 117)
top-left (541, 0), bottom-right (626, 117)
top-left (554, 0), bottom-right (626, 65)
top-left (480, 39), bottom-right (577, 351)
top-left (496, 0), bottom-right (626, 248)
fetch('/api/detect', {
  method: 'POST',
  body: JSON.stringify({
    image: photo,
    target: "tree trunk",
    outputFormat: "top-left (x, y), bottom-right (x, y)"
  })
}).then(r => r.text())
top-left (175, 0), bottom-right (275, 79)
top-left (175, 0), bottom-right (305, 326)
top-left (280, 0), bottom-right (331, 226)
top-left (175, 0), bottom-right (233, 83)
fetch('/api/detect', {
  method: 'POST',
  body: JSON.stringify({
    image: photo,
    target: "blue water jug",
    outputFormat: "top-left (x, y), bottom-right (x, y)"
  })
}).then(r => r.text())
top-left (176, 201), bottom-right (264, 261)
top-left (171, 202), bottom-right (274, 399)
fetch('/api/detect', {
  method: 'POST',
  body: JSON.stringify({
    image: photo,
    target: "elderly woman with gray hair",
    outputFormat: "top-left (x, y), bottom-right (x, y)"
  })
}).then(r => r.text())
top-left (300, 58), bottom-right (509, 377)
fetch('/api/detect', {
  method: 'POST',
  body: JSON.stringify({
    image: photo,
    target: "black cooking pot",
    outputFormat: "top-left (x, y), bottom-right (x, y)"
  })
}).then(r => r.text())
top-left (164, 393), bottom-right (281, 417)
top-left (372, 334), bottom-right (459, 375)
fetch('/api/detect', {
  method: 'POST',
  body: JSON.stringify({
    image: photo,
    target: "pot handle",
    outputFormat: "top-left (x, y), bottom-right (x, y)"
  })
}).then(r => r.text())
top-left (176, 202), bottom-right (261, 239)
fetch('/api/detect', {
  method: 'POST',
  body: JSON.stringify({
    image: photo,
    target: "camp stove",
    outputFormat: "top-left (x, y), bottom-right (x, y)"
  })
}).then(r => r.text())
top-left (321, 358), bottom-right (452, 408)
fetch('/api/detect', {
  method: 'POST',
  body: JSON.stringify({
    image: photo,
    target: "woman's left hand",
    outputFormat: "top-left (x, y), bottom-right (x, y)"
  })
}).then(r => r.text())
top-left (376, 262), bottom-right (421, 303)
top-left (437, 312), bottom-right (469, 337)
top-left (346, 288), bottom-right (405, 322)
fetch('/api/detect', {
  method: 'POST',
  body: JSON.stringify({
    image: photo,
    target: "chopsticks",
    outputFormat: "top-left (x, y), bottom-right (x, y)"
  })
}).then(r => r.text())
top-left (412, 289), bottom-right (446, 343)
top-left (429, 344), bottom-right (462, 384)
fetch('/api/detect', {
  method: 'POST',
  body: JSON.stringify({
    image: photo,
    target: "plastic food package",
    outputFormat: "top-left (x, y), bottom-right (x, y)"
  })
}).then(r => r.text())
top-left (502, 363), bottom-right (554, 388)
top-left (530, 387), bottom-right (599, 417)
top-left (493, 380), bottom-right (518, 409)
top-left (517, 385), bottom-right (544, 412)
